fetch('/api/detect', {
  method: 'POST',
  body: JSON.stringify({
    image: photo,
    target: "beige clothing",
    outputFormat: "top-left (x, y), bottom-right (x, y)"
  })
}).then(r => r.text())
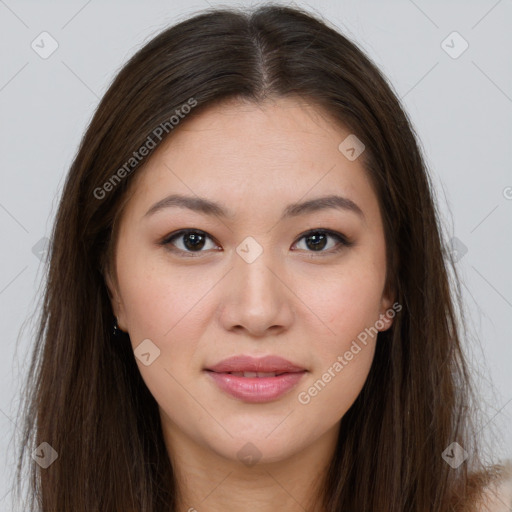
top-left (476, 461), bottom-right (512, 511)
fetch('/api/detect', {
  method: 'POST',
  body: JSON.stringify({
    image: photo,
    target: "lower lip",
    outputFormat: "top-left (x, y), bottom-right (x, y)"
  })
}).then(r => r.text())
top-left (205, 371), bottom-right (306, 403)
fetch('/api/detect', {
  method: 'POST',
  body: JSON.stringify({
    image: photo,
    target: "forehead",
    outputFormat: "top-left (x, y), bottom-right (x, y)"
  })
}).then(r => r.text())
top-left (121, 96), bottom-right (379, 225)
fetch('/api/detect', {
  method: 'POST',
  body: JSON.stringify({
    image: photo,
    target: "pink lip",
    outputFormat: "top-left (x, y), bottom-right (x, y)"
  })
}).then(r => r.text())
top-left (205, 355), bottom-right (306, 373)
top-left (204, 355), bottom-right (307, 403)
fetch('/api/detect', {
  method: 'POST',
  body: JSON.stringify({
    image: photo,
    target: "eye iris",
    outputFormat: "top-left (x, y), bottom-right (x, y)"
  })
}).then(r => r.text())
top-left (183, 232), bottom-right (205, 251)
top-left (306, 232), bottom-right (327, 251)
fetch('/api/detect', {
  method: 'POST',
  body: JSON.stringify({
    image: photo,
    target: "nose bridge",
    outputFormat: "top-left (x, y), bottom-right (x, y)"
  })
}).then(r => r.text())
top-left (219, 235), bottom-right (293, 334)
top-left (234, 237), bottom-right (282, 304)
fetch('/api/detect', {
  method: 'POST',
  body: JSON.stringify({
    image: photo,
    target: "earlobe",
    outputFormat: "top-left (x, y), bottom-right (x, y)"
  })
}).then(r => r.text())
top-left (377, 314), bottom-right (393, 332)
top-left (378, 294), bottom-right (396, 332)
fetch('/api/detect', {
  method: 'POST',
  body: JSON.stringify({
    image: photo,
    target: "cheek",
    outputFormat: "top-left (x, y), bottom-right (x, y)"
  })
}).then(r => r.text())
top-left (115, 260), bottom-right (210, 414)
top-left (295, 265), bottom-right (383, 417)
top-left (301, 264), bottom-right (384, 341)
top-left (298, 280), bottom-right (380, 425)
top-left (299, 340), bottom-right (376, 433)
top-left (115, 253), bottom-right (228, 399)
top-left (116, 250), bottom-right (210, 341)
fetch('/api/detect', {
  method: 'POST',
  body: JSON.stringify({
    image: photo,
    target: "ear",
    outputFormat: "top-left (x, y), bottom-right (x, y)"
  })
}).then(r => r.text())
top-left (377, 291), bottom-right (397, 332)
top-left (104, 269), bottom-right (128, 332)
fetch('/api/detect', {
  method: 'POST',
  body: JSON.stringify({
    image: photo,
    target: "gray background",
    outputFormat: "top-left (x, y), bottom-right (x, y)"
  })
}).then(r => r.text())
top-left (1, 0), bottom-right (511, 509)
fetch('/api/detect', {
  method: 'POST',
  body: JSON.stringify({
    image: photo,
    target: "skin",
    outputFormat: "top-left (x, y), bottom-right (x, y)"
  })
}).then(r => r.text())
top-left (106, 95), bottom-right (395, 512)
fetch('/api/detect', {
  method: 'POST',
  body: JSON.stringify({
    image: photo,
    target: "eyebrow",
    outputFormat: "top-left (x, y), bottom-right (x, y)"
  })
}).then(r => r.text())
top-left (144, 193), bottom-right (365, 221)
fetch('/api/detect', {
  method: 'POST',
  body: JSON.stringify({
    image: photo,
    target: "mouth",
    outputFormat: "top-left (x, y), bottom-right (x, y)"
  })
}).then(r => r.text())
top-left (204, 354), bottom-right (306, 374)
top-left (206, 370), bottom-right (297, 378)
top-left (203, 355), bottom-right (307, 403)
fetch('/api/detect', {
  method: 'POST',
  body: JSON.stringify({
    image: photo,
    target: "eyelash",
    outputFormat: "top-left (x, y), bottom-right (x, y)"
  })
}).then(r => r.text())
top-left (159, 228), bottom-right (353, 258)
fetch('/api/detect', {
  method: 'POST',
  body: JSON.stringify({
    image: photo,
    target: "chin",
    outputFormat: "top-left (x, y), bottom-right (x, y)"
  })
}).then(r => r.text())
top-left (201, 424), bottom-right (312, 466)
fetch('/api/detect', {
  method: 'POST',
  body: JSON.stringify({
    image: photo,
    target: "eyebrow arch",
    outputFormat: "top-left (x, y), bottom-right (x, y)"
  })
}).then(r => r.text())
top-left (144, 193), bottom-right (365, 221)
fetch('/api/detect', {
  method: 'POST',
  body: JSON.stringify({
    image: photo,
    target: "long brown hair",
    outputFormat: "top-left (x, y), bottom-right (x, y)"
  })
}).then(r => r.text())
top-left (12, 4), bottom-right (501, 510)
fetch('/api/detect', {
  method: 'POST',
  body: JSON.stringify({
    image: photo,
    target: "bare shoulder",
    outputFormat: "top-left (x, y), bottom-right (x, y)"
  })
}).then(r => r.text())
top-left (473, 460), bottom-right (512, 512)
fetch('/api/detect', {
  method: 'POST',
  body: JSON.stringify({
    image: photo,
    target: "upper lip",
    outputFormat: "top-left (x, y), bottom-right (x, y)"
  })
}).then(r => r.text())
top-left (205, 355), bottom-right (306, 373)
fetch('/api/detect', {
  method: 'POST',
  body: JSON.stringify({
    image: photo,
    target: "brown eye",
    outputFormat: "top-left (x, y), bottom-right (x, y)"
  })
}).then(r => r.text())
top-left (292, 229), bottom-right (352, 255)
top-left (162, 230), bottom-right (219, 256)
top-left (160, 228), bottom-right (352, 258)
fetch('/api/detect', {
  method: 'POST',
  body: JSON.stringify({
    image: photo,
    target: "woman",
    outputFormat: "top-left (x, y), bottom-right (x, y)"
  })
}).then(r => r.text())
top-left (13, 4), bottom-right (510, 511)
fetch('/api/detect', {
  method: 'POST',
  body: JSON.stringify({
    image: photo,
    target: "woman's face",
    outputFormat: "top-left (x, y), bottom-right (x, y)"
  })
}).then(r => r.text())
top-left (106, 96), bottom-right (395, 465)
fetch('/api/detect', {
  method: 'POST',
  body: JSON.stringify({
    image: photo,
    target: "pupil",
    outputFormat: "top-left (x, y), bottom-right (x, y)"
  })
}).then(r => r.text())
top-left (184, 232), bottom-right (205, 251)
top-left (306, 233), bottom-right (326, 251)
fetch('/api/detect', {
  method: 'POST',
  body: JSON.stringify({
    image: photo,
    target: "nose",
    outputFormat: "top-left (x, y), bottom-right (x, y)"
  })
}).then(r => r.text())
top-left (218, 248), bottom-right (295, 337)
